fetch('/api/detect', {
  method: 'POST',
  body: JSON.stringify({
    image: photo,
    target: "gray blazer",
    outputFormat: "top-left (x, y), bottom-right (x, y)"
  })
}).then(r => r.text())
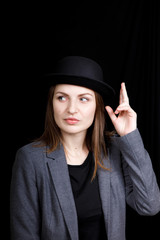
top-left (10, 129), bottom-right (160, 240)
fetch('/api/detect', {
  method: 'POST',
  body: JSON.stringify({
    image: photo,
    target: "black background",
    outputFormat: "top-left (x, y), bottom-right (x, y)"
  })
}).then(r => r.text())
top-left (6, 0), bottom-right (160, 239)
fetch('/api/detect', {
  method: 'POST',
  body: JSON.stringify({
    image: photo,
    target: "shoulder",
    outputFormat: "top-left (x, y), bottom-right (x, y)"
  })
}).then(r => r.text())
top-left (17, 141), bottom-right (46, 155)
top-left (14, 142), bottom-right (47, 169)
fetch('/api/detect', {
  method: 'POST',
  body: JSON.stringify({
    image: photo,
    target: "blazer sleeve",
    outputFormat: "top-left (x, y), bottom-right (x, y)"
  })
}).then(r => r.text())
top-left (113, 129), bottom-right (160, 216)
top-left (10, 147), bottom-right (41, 240)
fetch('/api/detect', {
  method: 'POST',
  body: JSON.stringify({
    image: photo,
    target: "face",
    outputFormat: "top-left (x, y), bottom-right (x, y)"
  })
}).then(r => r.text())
top-left (53, 84), bottom-right (96, 136)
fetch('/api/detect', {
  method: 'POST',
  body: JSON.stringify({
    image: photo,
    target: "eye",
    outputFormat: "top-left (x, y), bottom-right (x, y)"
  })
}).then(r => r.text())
top-left (58, 96), bottom-right (67, 101)
top-left (80, 97), bottom-right (88, 102)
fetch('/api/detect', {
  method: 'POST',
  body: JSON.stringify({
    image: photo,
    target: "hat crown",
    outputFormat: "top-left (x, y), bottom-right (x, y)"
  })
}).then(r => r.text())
top-left (54, 56), bottom-right (104, 82)
top-left (45, 55), bottom-right (115, 104)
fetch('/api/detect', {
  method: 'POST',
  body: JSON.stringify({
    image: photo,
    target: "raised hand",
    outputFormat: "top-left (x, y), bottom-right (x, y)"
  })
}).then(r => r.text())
top-left (105, 82), bottom-right (137, 136)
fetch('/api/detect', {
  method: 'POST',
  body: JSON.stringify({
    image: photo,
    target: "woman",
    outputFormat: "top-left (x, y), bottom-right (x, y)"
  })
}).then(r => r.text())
top-left (10, 56), bottom-right (160, 240)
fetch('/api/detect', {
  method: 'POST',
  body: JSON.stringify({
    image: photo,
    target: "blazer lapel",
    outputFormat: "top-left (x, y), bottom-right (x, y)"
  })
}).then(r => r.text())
top-left (97, 151), bottom-right (111, 238)
top-left (46, 145), bottom-right (78, 240)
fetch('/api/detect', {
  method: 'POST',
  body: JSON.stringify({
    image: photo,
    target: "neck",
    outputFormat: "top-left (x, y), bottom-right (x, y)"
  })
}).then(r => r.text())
top-left (61, 131), bottom-right (87, 153)
top-left (61, 131), bottom-right (89, 165)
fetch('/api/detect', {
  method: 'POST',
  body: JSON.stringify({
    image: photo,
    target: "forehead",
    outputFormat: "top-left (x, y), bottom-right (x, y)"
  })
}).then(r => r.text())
top-left (54, 84), bottom-right (95, 95)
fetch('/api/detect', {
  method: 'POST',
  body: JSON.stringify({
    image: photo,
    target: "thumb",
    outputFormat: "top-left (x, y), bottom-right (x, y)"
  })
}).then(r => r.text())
top-left (105, 106), bottom-right (117, 123)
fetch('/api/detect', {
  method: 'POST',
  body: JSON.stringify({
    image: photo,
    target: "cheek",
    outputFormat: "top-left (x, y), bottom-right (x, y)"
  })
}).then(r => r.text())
top-left (84, 105), bottom-right (96, 121)
top-left (53, 108), bottom-right (64, 129)
top-left (53, 103), bottom-right (63, 121)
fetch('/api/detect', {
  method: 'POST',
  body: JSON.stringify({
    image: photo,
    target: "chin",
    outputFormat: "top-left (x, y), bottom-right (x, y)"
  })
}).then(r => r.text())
top-left (61, 126), bottom-right (87, 135)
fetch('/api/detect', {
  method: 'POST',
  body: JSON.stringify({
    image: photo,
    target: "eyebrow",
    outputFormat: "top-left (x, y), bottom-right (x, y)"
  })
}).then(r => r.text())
top-left (55, 91), bottom-right (94, 97)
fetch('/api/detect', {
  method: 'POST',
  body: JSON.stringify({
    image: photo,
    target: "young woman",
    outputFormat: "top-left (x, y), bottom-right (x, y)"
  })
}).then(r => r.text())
top-left (10, 56), bottom-right (160, 240)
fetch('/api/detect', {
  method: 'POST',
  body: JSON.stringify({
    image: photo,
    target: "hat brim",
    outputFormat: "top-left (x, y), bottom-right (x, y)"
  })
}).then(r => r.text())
top-left (44, 74), bottom-right (115, 105)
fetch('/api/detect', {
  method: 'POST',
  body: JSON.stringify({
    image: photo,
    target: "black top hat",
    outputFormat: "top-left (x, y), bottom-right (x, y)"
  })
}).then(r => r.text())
top-left (45, 56), bottom-right (115, 104)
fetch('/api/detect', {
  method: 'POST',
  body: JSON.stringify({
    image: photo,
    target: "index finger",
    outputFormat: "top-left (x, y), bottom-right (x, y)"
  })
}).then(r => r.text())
top-left (120, 82), bottom-right (129, 104)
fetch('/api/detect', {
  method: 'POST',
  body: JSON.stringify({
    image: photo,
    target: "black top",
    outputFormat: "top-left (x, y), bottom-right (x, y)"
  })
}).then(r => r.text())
top-left (68, 152), bottom-right (108, 240)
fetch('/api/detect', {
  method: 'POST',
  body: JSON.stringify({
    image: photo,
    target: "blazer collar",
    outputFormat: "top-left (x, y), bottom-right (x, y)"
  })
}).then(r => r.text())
top-left (46, 145), bottom-right (79, 240)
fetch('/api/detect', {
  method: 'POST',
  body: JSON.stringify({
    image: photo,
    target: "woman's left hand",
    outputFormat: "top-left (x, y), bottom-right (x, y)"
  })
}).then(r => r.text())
top-left (105, 82), bottom-right (137, 136)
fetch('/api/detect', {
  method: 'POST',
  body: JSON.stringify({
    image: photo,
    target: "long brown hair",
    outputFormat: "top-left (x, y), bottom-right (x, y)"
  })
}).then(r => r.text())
top-left (36, 86), bottom-right (112, 179)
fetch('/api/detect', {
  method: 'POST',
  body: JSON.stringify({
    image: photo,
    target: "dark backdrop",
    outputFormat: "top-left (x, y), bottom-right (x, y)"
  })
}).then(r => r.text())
top-left (6, 0), bottom-right (160, 239)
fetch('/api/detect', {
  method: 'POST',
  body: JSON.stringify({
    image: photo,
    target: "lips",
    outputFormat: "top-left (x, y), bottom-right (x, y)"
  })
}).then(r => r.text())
top-left (64, 118), bottom-right (79, 125)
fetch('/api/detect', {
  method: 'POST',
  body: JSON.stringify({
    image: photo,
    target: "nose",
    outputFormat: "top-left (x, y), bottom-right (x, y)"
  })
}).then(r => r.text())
top-left (67, 99), bottom-right (78, 114)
